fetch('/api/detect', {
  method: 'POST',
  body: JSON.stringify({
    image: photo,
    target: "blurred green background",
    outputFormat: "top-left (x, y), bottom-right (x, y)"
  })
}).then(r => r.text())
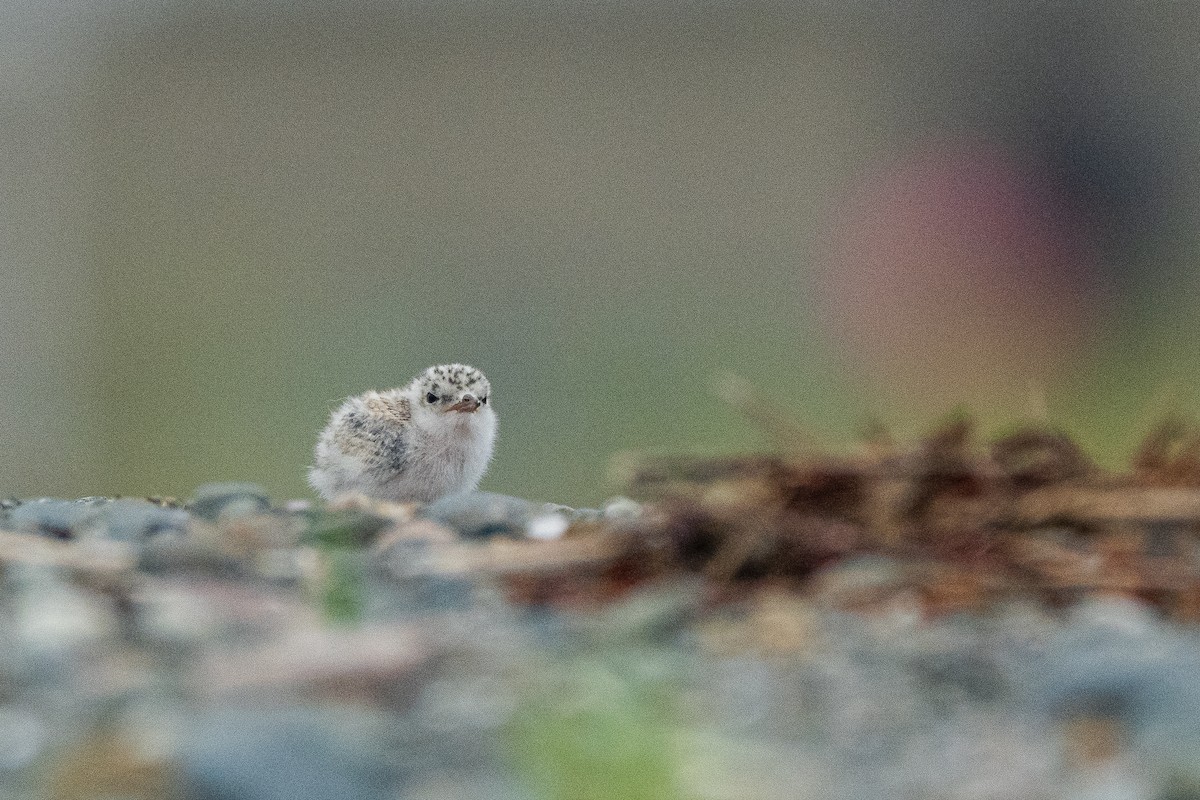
top-left (4, 1), bottom-right (1200, 505)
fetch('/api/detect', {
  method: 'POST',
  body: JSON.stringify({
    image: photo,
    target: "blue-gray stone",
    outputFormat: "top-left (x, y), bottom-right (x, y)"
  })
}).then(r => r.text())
top-left (137, 534), bottom-right (244, 577)
top-left (7, 499), bottom-right (98, 539)
top-left (401, 575), bottom-right (475, 613)
top-left (568, 507), bottom-right (603, 523)
top-left (189, 483), bottom-right (272, 521)
top-left (602, 496), bottom-right (642, 520)
top-left (420, 492), bottom-right (536, 539)
top-left (181, 705), bottom-right (401, 800)
top-left (95, 499), bottom-right (190, 542)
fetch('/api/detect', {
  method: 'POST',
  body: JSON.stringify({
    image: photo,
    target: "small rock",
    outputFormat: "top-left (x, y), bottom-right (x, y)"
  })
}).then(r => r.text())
top-left (217, 513), bottom-right (304, 555)
top-left (1069, 595), bottom-right (1159, 636)
top-left (401, 575), bottom-right (476, 613)
top-left (374, 522), bottom-right (477, 611)
top-left (81, 499), bottom-right (190, 542)
top-left (1022, 618), bottom-right (1199, 754)
top-left (579, 579), bottom-right (703, 643)
top-left (699, 590), bottom-right (822, 658)
top-left (602, 496), bottom-right (643, 521)
top-left (809, 555), bottom-right (910, 612)
top-left (188, 483), bottom-right (272, 521)
top-left (256, 548), bottom-right (312, 583)
top-left (910, 642), bottom-right (1009, 704)
top-left (0, 706), bottom-right (46, 771)
top-left (420, 492), bottom-right (536, 539)
top-left (193, 623), bottom-right (430, 703)
top-left (137, 535), bottom-right (245, 577)
top-left (72, 496), bottom-right (113, 506)
top-left (11, 565), bottom-right (118, 653)
top-left (526, 513), bottom-right (569, 541)
top-left (181, 705), bottom-right (402, 800)
top-left (134, 582), bottom-right (222, 650)
top-left (376, 520), bottom-right (458, 569)
top-left (42, 727), bottom-right (175, 800)
top-left (8, 499), bottom-right (99, 539)
top-left (134, 577), bottom-right (312, 651)
top-left (568, 507), bottom-right (604, 523)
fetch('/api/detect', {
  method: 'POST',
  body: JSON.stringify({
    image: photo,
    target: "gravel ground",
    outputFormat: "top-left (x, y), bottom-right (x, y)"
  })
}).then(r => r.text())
top-left (1, 482), bottom-right (1199, 800)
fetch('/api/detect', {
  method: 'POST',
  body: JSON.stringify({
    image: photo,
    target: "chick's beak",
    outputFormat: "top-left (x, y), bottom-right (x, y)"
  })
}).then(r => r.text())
top-left (448, 396), bottom-right (480, 413)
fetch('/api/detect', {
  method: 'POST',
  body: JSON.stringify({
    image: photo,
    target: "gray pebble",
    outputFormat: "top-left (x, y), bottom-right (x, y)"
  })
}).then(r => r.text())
top-left (567, 507), bottom-right (603, 523)
top-left (809, 554), bottom-right (908, 608)
top-left (72, 496), bottom-right (113, 506)
top-left (0, 706), bottom-right (46, 772)
top-left (181, 705), bottom-right (402, 800)
top-left (393, 576), bottom-right (476, 614)
top-left (137, 535), bottom-right (244, 577)
top-left (11, 565), bottom-right (118, 654)
top-left (189, 483), bottom-right (272, 521)
top-left (602, 496), bottom-right (643, 520)
top-left (7, 499), bottom-right (98, 539)
top-left (87, 499), bottom-right (190, 542)
top-left (420, 492), bottom-right (536, 539)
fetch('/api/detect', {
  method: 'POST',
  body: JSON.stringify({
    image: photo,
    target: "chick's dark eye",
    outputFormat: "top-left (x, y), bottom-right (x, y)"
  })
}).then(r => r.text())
top-left (426, 392), bottom-right (439, 404)
top-left (480, 396), bottom-right (488, 404)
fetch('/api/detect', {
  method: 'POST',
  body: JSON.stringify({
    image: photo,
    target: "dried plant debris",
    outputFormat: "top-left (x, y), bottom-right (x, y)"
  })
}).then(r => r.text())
top-left (990, 427), bottom-right (1093, 488)
top-left (500, 414), bottom-right (1200, 617)
top-left (1132, 415), bottom-right (1200, 486)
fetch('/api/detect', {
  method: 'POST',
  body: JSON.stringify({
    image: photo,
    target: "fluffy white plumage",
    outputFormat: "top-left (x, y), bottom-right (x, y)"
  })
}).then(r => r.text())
top-left (309, 364), bottom-right (497, 503)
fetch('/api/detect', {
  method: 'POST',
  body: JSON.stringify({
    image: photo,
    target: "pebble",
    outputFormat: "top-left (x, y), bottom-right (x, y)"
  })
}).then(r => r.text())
top-left (525, 513), bottom-right (569, 541)
top-left (88, 499), bottom-right (190, 542)
top-left (7, 499), bottom-right (99, 539)
top-left (133, 582), bottom-right (222, 651)
top-left (393, 575), bottom-right (477, 614)
top-left (5, 497), bottom-right (191, 544)
top-left (566, 507), bottom-right (603, 523)
top-left (602, 496), bottom-right (642, 521)
top-left (42, 727), bottom-right (175, 800)
top-left (420, 492), bottom-right (536, 539)
top-left (578, 580), bottom-right (703, 644)
top-left (188, 483), bottom-right (272, 521)
top-left (808, 554), bottom-right (910, 612)
top-left (373, 521), bottom-right (478, 613)
top-left (11, 565), bottom-right (118, 654)
top-left (137, 534), bottom-right (245, 577)
top-left (0, 706), bottom-right (46, 771)
top-left (536, 497), bottom-right (643, 526)
top-left (180, 705), bottom-right (403, 800)
top-left (420, 494), bottom-right (641, 540)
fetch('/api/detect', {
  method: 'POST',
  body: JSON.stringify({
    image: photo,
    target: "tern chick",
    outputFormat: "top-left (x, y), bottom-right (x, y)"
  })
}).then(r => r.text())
top-left (309, 364), bottom-right (497, 503)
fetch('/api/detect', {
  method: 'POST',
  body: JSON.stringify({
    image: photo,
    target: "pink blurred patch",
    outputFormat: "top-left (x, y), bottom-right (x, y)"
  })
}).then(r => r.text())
top-left (819, 139), bottom-right (1104, 408)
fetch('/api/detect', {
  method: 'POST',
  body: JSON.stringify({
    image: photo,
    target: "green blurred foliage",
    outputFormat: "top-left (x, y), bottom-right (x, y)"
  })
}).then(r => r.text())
top-left (319, 546), bottom-right (367, 624)
top-left (505, 656), bottom-right (682, 800)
